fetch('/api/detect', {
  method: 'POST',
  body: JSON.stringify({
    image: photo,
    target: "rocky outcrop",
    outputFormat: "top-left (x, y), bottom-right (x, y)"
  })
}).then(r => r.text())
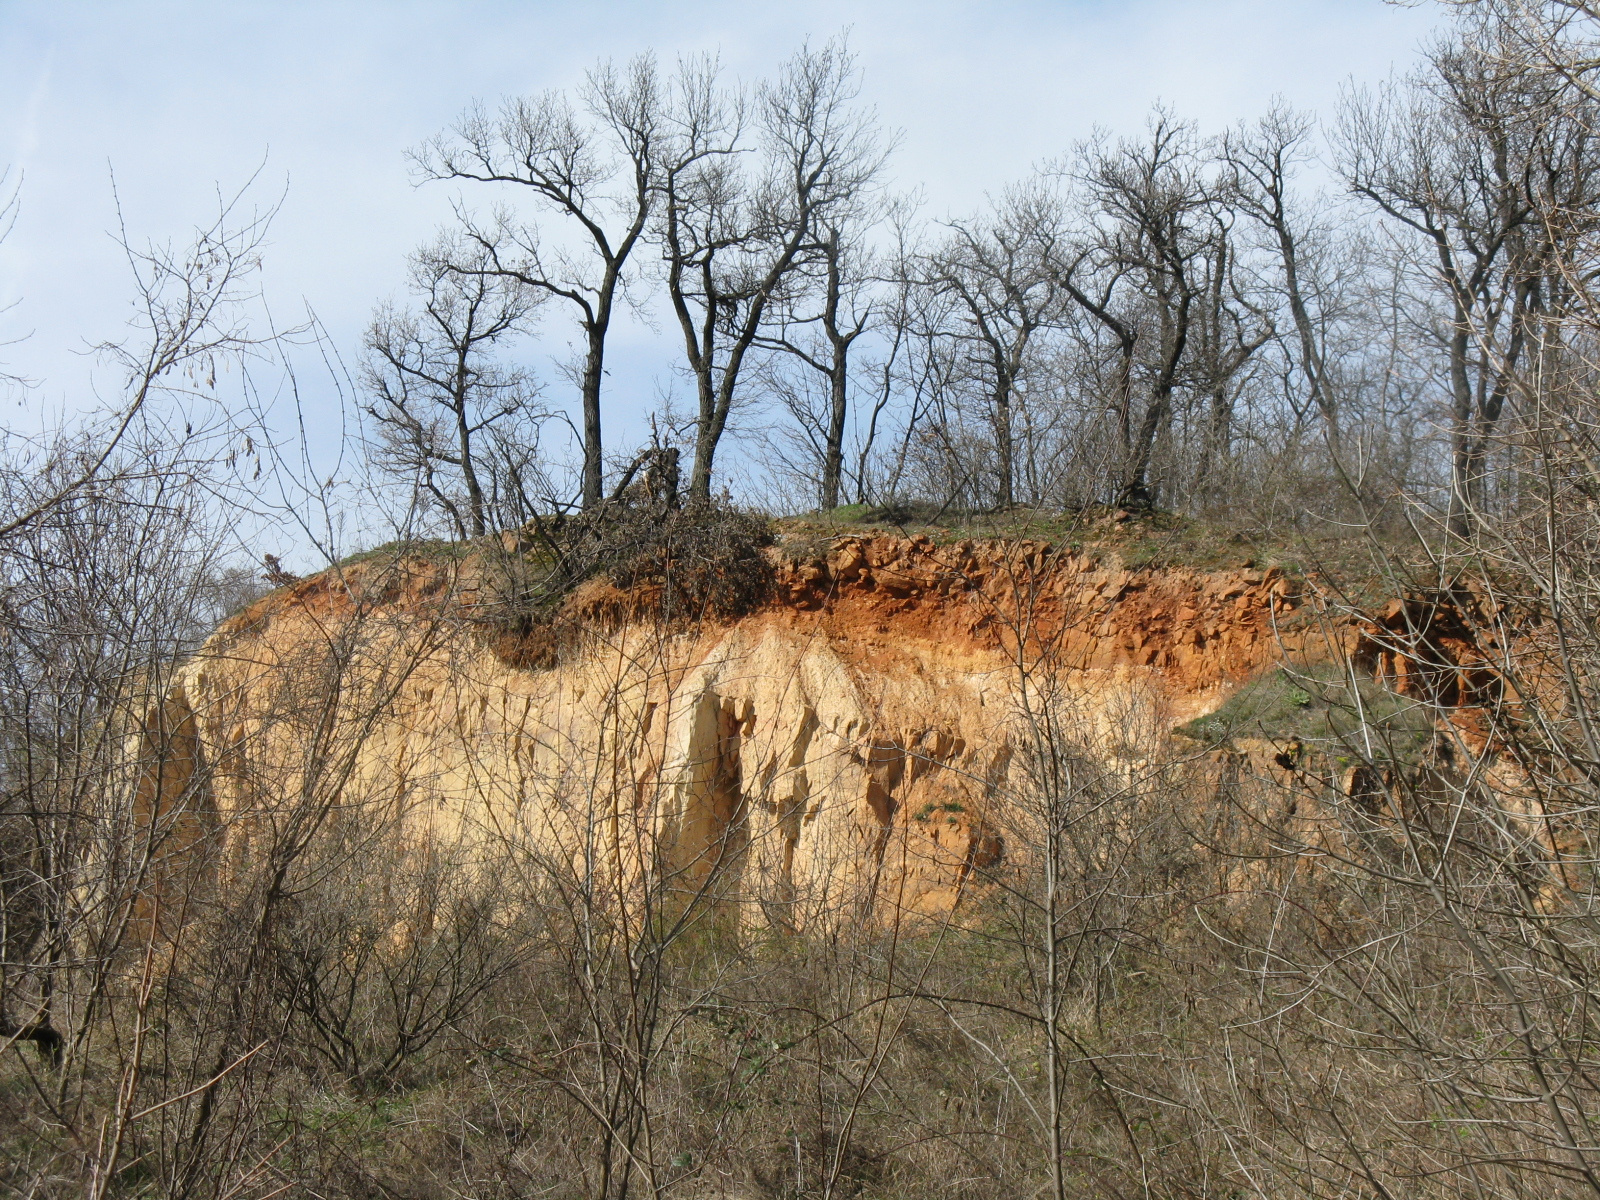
top-left (134, 536), bottom-right (1345, 927)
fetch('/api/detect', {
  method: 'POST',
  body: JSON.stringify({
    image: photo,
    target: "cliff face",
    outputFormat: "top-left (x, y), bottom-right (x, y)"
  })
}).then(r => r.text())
top-left (135, 536), bottom-right (1336, 926)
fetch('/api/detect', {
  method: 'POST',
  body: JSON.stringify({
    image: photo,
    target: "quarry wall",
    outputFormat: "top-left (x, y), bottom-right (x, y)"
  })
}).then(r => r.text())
top-left (132, 535), bottom-right (1362, 926)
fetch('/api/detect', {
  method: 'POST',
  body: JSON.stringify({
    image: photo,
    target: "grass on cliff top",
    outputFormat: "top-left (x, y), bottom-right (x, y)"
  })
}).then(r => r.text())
top-left (333, 537), bottom-right (479, 570)
top-left (1175, 662), bottom-right (1436, 763)
top-left (776, 502), bottom-right (1418, 580)
top-left (326, 500), bottom-right (1425, 613)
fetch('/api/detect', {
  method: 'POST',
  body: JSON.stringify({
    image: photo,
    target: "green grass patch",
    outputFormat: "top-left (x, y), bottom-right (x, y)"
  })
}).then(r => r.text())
top-left (332, 537), bottom-right (470, 570)
top-left (777, 505), bottom-right (1413, 578)
top-left (1176, 662), bottom-right (1436, 764)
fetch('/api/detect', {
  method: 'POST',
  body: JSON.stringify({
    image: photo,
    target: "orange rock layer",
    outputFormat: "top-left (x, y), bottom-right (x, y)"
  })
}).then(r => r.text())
top-left (129, 537), bottom-right (1428, 927)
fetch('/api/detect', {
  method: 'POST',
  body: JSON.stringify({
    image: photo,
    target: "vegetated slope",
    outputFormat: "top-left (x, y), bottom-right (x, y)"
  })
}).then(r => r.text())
top-left (94, 518), bottom-right (1588, 1199)
top-left (132, 523), bottom-right (1485, 926)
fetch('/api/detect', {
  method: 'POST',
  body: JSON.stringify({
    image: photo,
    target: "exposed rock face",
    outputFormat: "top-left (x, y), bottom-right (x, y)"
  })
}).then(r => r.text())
top-left (135, 537), bottom-right (1335, 926)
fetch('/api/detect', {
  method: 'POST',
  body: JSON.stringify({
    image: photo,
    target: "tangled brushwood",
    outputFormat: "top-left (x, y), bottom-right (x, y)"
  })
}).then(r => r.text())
top-left (479, 501), bottom-right (776, 668)
top-left (580, 502), bottom-right (776, 625)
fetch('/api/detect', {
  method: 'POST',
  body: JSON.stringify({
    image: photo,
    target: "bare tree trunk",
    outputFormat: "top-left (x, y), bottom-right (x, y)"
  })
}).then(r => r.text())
top-left (993, 381), bottom-right (1017, 509)
top-left (1122, 288), bottom-right (1193, 507)
top-left (580, 305), bottom-right (609, 511)
top-left (820, 232), bottom-right (853, 511)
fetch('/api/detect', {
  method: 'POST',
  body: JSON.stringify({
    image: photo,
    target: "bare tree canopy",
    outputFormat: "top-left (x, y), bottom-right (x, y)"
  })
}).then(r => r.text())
top-left (362, 230), bottom-right (544, 539)
top-left (414, 55), bottom-right (663, 512)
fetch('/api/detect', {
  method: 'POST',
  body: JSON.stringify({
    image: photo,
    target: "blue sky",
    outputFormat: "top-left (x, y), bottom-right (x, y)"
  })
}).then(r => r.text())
top-left (0, 0), bottom-right (1442, 501)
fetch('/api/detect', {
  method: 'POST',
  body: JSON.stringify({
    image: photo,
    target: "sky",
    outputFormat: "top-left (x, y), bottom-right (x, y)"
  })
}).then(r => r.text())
top-left (0, 0), bottom-right (1443, 510)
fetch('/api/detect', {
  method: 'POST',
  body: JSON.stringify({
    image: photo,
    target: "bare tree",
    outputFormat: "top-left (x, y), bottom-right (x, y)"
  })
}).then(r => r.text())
top-left (1225, 105), bottom-right (1344, 446)
top-left (658, 40), bottom-right (887, 504)
top-left (363, 230), bottom-right (543, 539)
top-left (0, 185), bottom-right (339, 1198)
top-left (1337, 35), bottom-right (1600, 536)
top-left (415, 57), bottom-right (664, 512)
top-left (755, 212), bottom-right (886, 511)
top-left (1069, 114), bottom-right (1216, 508)
top-left (918, 179), bottom-right (1073, 510)
top-left (1181, 209), bottom-right (1276, 506)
